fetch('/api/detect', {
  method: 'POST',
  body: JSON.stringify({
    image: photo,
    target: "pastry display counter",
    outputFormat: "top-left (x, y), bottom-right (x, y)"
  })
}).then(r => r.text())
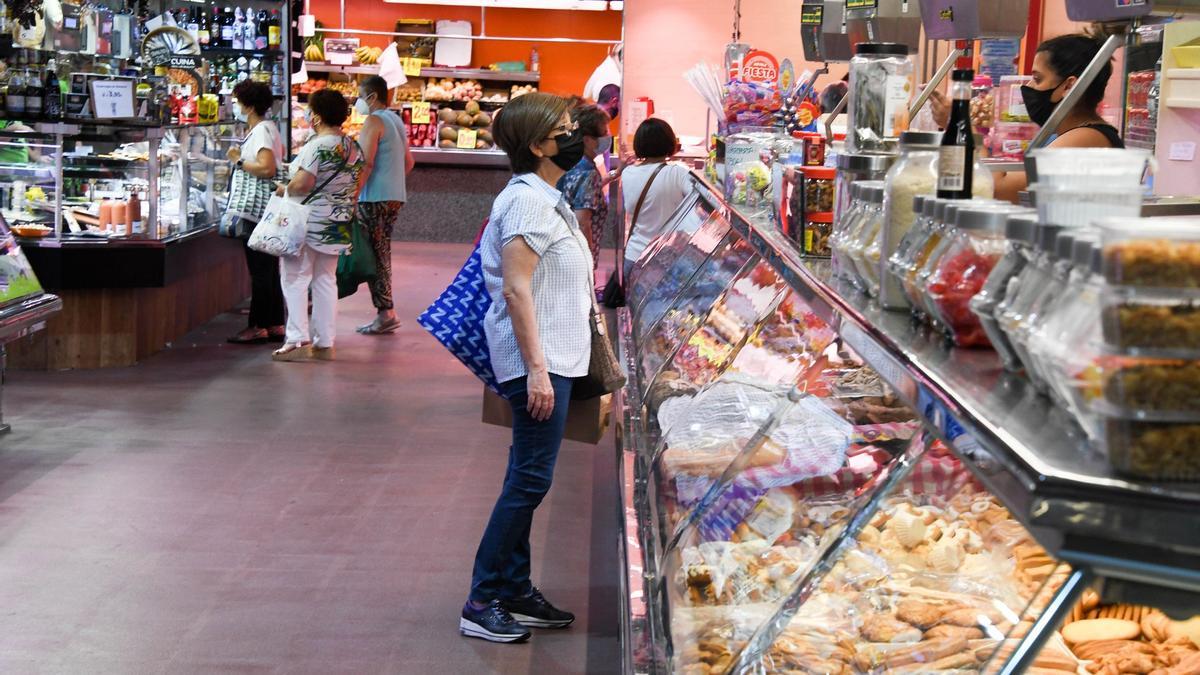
top-left (615, 173), bottom-right (1200, 675)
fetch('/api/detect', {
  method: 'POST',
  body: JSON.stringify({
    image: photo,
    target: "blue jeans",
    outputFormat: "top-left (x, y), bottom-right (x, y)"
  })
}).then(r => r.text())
top-left (469, 373), bottom-right (575, 603)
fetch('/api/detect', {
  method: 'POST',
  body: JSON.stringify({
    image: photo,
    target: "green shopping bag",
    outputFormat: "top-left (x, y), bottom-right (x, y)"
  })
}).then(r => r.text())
top-left (336, 219), bottom-right (377, 299)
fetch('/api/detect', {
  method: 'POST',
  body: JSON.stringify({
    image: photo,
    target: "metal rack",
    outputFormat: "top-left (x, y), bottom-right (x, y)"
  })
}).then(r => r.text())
top-left (615, 172), bottom-right (1200, 674)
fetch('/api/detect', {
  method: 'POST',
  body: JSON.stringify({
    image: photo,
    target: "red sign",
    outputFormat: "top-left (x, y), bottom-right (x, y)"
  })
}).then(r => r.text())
top-left (741, 50), bottom-right (779, 85)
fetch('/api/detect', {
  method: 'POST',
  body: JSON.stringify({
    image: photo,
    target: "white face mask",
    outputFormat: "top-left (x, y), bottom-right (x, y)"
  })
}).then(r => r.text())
top-left (232, 101), bottom-right (248, 123)
top-left (596, 136), bottom-right (612, 155)
top-left (353, 97), bottom-right (371, 116)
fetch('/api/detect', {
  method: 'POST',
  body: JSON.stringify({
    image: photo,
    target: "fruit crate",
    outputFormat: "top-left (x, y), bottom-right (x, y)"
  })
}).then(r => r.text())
top-left (435, 104), bottom-right (494, 151)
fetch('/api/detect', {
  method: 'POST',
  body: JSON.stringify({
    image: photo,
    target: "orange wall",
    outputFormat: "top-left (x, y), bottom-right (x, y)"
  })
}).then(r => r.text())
top-left (309, 1), bottom-right (622, 97)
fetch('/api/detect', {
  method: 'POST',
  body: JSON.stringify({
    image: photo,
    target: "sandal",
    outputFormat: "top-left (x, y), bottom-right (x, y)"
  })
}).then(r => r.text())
top-left (272, 342), bottom-right (312, 362)
top-left (266, 326), bottom-right (286, 343)
top-left (356, 317), bottom-right (401, 335)
top-left (228, 328), bottom-right (269, 344)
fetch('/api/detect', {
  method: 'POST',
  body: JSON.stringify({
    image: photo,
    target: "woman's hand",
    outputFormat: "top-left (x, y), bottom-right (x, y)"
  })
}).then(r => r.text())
top-left (227, 146), bottom-right (241, 163)
top-left (526, 368), bottom-right (555, 422)
top-left (930, 90), bottom-right (950, 129)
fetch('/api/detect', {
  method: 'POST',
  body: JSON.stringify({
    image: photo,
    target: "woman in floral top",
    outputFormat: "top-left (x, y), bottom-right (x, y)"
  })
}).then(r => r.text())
top-left (556, 104), bottom-right (612, 271)
top-left (273, 89), bottom-right (364, 362)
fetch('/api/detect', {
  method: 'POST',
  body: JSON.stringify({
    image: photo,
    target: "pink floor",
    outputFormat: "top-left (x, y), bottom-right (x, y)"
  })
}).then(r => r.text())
top-left (0, 242), bottom-right (620, 674)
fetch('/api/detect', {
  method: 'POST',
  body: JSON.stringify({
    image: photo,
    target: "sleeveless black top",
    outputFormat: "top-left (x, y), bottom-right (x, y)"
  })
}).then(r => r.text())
top-left (1073, 123), bottom-right (1125, 149)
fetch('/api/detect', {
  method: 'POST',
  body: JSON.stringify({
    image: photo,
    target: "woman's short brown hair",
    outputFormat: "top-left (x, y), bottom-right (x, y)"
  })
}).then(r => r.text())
top-left (492, 92), bottom-right (569, 174)
top-left (571, 104), bottom-right (610, 139)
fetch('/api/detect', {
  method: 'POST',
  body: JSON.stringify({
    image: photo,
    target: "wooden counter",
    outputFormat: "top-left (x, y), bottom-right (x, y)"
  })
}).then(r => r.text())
top-left (7, 228), bottom-right (249, 370)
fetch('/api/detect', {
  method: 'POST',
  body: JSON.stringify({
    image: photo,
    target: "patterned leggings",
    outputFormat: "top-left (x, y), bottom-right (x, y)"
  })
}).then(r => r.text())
top-left (357, 200), bottom-right (403, 311)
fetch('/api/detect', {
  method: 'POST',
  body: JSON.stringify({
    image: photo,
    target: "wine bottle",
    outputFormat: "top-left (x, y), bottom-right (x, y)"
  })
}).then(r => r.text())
top-left (220, 7), bottom-right (235, 49)
top-left (198, 7), bottom-right (210, 46)
top-left (254, 9), bottom-right (269, 50)
top-left (937, 68), bottom-right (975, 200)
top-left (43, 59), bottom-right (61, 119)
top-left (25, 66), bottom-right (43, 118)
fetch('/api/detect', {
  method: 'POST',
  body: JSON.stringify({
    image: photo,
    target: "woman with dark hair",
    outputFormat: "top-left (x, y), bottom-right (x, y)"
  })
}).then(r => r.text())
top-left (224, 80), bottom-right (286, 344)
top-left (272, 89), bottom-right (363, 362)
top-left (556, 103), bottom-right (612, 270)
top-left (934, 33), bottom-right (1123, 203)
top-left (355, 75), bottom-right (414, 335)
top-left (462, 92), bottom-right (592, 644)
top-left (621, 118), bottom-right (693, 279)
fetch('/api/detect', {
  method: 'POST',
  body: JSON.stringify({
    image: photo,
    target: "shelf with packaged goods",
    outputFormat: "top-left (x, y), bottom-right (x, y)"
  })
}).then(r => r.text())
top-left (614, 175), bottom-right (1200, 675)
top-left (681, 172), bottom-right (1200, 589)
top-left (301, 62), bottom-right (540, 82)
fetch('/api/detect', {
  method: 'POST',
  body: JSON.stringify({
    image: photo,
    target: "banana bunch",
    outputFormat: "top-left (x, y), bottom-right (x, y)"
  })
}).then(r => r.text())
top-left (304, 44), bottom-right (324, 62)
top-left (355, 46), bottom-right (384, 65)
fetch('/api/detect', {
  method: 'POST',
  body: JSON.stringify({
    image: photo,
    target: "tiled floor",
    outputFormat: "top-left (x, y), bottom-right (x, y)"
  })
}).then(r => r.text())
top-left (0, 243), bottom-right (620, 674)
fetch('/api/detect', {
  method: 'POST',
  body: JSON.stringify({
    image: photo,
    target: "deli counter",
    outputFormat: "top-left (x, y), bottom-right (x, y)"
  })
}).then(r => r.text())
top-left (614, 173), bottom-right (1200, 675)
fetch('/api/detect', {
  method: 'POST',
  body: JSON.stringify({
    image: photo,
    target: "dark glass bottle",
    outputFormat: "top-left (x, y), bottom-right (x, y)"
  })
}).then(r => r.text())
top-left (43, 59), bottom-right (61, 119)
top-left (220, 7), bottom-right (235, 49)
top-left (198, 7), bottom-right (211, 46)
top-left (267, 9), bottom-right (281, 49)
top-left (937, 68), bottom-right (976, 200)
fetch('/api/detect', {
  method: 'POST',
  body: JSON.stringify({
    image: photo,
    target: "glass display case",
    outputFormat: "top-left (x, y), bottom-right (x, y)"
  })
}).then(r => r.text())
top-left (617, 174), bottom-right (1200, 674)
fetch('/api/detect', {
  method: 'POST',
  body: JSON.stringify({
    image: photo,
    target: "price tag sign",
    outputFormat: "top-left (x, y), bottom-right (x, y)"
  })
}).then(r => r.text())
top-left (411, 101), bottom-right (431, 125)
top-left (402, 58), bottom-right (422, 77)
top-left (457, 128), bottom-right (478, 149)
top-left (89, 79), bottom-right (135, 118)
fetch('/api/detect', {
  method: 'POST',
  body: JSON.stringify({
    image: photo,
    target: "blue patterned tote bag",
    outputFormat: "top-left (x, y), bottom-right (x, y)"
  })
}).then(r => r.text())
top-left (417, 223), bottom-right (501, 394)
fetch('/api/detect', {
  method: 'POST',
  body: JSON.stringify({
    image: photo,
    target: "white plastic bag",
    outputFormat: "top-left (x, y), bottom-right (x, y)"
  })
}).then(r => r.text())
top-left (247, 189), bottom-right (310, 257)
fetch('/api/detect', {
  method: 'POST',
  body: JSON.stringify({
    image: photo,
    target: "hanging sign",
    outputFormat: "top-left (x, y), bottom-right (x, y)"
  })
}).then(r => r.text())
top-left (801, 5), bottom-right (824, 24)
top-left (741, 50), bottom-right (779, 85)
top-left (846, 0), bottom-right (878, 9)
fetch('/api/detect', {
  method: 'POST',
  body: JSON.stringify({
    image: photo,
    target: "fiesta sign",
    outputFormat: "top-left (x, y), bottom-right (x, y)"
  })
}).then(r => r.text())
top-left (741, 50), bottom-right (780, 85)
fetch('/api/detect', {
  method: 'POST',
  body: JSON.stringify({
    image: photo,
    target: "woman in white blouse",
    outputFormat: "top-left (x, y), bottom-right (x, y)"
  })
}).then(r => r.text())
top-left (621, 118), bottom-right (693, 278)
top-left (461, 93), bottom-right (592, 644)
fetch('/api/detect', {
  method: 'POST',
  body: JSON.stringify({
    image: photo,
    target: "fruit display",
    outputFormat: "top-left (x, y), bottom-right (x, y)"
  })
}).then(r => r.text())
top-left (292, 79), bottom-right (328, 97)
top-left (511, 84), bottom-right (537, 99)
top-left (423, 78), bottom-right (483, 102)
top-left (355, 46), bottom-right (384, 65)
top-left (327, 80), bottom-right (357, 97)
top-left (434, 100), bottom-right (496, 151)
top-left (303, 30), bottom-right (325, 62)
top-left (392, 87), bottom-right (422, 104)
top-left (401, 106), bottom-right (437, 148)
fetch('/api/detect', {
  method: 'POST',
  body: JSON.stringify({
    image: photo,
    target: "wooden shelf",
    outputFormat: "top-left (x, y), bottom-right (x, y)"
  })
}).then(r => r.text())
top-left (303, 63), bottom-right (539, 83)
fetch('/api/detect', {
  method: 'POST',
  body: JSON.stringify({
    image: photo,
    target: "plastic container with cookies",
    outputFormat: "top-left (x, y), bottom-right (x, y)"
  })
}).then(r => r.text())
top-left (1098, 216), bottom-right (1200, 289)
top-left (1101, 286), bottom-right (1200, 357)
top-left (1094, 403), bottom-right (1200, 480)
top-left (1102, 357), bottom-right (1200, 415)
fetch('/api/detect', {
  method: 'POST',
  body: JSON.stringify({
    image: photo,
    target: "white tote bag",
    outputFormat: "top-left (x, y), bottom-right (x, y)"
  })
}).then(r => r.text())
top-left (247, 189), bottom-right (311, 257)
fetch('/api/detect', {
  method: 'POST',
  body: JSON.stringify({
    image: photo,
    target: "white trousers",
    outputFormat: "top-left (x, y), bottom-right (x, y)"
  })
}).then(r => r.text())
top-left (280, 245), bottom-right (339, 347)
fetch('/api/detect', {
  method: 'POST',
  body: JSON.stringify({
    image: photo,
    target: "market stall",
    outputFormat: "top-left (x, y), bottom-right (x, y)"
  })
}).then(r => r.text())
top-left (0, 0), bottom-right (292, 369)
top-left (615, 1), bottom-right (1200, 673)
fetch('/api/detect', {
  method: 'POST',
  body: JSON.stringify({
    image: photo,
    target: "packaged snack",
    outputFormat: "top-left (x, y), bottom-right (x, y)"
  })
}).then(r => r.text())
top-left (1099, 217), bottom-right (1200, 288)
top-left (1101, 286), bottom-right (1200, 355)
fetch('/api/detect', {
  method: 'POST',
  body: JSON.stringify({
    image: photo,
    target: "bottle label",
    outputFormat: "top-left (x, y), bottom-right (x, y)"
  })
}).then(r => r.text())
top-left (883, 75), bottom-right (911, 137)
top-left (268, 26), bottom-right (280, 47)
top-left (938, 146), bottom-right (967, 192)
top-left (221, 26), bottom-right (234, 41)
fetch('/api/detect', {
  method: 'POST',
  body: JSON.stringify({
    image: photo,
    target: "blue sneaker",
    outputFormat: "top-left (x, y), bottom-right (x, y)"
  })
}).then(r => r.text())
top-left (460, 600), bottom-right (531, 643)
top-left (501, 587), bottom-right (575, 629)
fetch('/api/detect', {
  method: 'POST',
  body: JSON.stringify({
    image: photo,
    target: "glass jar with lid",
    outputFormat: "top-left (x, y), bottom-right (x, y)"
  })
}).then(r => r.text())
top-left (969, 212), bottom-right (1038, 371)
top-left (803, 212), bottom-right (834, 257)
top-left (1017, 229), bottom-right (1090, 391)
top-left (887, 194), bottom-right (932, 303)
top-left (912, 199), bottom-right (973, 323)
top-left (845, 182), bottom-right (886, 292)
top-left (880, 131), bottom-right (941, 309)
top-left (834, 153), bottom-right (895, 231)
top-left (725, 127), bottom-right (780, 219)
top-left (1029, 233), bottom-right (1104, 430)
top-left (924, 204), bottom-right (1025, 347)
top-left (831, 181), bottom-right (867, 279)
top-left (847, 42), bottom-right (914, 155)
top-left (995, 222), bottom-right (1065, 382)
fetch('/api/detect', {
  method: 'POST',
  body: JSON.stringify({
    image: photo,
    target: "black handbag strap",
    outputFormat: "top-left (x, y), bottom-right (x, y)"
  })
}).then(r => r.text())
top-left (300, 137), bottom-right (352, 205)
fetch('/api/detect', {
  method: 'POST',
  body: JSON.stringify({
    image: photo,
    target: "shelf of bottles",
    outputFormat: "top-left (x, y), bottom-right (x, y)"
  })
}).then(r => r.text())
top-left (0, 0), bottom-right (291, 242)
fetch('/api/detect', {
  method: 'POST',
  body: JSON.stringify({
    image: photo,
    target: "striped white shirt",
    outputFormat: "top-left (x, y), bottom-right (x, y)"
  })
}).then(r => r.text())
top-left (482, 173), bottom-right (594, 384)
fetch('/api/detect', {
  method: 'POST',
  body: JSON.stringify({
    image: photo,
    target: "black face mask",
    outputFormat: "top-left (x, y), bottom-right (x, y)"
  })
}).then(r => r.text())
top-left (549, 129), bottom-right (585, 171)
top-left (1020, 80), bottom-right (1065, 128)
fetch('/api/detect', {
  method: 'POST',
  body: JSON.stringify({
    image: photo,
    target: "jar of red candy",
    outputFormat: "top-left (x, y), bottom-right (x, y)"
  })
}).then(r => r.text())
top-left (924, 204), bottom-right (1026, 348)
